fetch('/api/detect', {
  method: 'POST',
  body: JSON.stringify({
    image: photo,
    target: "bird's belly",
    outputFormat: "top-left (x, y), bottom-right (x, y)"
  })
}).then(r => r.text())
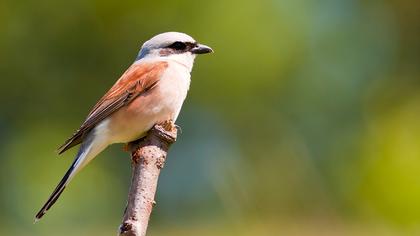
top-left (106, 67), bottom-right (190, 143)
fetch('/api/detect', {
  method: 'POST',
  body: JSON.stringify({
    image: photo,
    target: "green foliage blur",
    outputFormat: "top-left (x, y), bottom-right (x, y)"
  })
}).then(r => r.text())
top-left (1, 0), bottom-right (419, 235)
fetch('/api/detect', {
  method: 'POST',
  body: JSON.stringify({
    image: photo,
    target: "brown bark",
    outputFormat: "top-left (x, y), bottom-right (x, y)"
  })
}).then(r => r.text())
top-left (118, 121), bottom-right (177, 236)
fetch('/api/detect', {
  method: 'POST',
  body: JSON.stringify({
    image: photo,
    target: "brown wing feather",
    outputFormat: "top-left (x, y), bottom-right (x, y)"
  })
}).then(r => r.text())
top-left (58, 61), bottom-right (169, 154)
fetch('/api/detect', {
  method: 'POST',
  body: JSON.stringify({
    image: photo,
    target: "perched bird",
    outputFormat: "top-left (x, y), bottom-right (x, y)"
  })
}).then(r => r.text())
top-left (35, 32), bottom-right (213, 221)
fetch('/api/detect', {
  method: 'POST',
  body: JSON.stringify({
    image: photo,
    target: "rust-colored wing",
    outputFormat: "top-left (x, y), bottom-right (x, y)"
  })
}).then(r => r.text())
top-left (58, 61), bottom-right (169, 154)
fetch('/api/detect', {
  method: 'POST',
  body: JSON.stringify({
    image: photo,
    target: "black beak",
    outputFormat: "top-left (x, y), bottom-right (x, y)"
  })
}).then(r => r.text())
top-left (191, 44), bottom-right (213, 54)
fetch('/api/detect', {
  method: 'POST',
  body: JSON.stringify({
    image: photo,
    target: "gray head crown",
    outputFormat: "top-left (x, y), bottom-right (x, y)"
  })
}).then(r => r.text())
top-left (136, 32), bottom-right (213, 60)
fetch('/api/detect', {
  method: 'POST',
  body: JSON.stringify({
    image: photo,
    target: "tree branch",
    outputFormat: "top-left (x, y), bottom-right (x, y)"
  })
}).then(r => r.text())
top-left (118, 121), bottom-right (177, 236)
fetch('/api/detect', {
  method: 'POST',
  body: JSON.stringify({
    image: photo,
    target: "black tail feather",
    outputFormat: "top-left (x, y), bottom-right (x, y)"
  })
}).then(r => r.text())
top-left (35, 165), bottom-right (75, 221)
top-left (35, 134), bottom-right (94, 221)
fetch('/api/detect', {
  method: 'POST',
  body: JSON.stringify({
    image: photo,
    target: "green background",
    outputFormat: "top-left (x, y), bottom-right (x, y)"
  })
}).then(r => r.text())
top-left (1, 0), bottom-right (419, 235)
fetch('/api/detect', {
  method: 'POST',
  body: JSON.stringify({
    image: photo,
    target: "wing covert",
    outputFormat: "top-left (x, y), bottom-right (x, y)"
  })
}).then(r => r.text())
top-left (58, 61), bottom-right (168, 154)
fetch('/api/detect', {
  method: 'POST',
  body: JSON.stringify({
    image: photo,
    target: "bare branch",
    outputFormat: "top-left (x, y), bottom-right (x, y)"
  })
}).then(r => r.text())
top-left (118, 121), bottom-right (177, 236)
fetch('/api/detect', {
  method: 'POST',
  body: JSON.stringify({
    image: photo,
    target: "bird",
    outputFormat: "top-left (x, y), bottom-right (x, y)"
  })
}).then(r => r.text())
top-left (35, 32), bottom-right (213, 221)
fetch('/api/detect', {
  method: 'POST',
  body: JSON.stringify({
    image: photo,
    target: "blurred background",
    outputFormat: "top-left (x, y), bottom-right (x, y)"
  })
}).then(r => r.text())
top-left (0, 0), bottom-right (419, 235)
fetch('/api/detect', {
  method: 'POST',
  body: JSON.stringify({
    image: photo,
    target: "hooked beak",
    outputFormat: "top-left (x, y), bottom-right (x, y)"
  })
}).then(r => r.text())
top-left (191, 44), bottom-right (213, 54)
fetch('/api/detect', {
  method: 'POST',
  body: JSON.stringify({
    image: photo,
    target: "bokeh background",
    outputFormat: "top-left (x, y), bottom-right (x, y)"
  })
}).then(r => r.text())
top-left (1, 0), bottom-right (419, 235)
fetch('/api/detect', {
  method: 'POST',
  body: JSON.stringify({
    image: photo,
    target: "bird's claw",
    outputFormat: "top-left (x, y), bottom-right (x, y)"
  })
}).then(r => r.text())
top-left (175, 124), bottom-right (182, 134)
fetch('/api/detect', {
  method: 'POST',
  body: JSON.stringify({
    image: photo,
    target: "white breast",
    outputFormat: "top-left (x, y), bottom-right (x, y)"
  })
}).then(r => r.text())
top-left (153, 60), bottom-right (191, 121)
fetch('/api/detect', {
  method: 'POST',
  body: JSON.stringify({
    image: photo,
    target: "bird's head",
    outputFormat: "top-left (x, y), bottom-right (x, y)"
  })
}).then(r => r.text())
top-left (136, 32), bottom-right (213, 70)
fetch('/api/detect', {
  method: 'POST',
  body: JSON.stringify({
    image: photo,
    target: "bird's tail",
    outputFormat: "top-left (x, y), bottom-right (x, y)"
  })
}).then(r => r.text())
top-left (35, 135), bottom-right (103, 221)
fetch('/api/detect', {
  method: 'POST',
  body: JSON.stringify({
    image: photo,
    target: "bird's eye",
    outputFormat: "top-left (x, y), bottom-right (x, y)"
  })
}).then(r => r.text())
top-left (168, 41), bottom-right (187, 50)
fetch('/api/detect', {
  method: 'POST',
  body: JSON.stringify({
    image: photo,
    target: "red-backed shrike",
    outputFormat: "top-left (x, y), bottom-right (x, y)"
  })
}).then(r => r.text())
top-left (35, 32), bottom-right (213, 220)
